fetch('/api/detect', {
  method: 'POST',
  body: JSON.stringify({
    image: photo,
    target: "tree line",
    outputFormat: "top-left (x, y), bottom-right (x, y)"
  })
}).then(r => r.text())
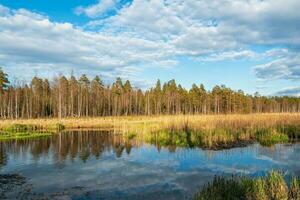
top-left (0, 68), bottom-right (299, 119)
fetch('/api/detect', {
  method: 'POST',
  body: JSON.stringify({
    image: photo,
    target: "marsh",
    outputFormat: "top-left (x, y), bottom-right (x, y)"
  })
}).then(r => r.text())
top-left (0, 130), bottom-right (299, 200)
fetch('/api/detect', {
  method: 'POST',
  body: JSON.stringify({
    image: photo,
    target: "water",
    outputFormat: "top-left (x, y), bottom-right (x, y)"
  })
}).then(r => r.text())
top-left (0, 130), bottom-right (299, 200)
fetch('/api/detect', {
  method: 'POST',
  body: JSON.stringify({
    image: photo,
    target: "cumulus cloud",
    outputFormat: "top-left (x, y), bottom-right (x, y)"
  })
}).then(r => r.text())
top-left (80, 0), bottom-right (300, 76)
top-left (97, 0), bottom-right (300, 51)
top-left (197, 50), bottom-right (258, 62)
top-left (0, 4), bottom-right (9, 16)
top-left (274, 87), bottom-right (300, 97)
top-left (0, 5), bottom-right (176, 82)
top-left (1, 0), bottom-right (300, 85)
top-left (75, 0), bottom-right (118, 18)
top-left (254, 51), bottom-right (300, 81)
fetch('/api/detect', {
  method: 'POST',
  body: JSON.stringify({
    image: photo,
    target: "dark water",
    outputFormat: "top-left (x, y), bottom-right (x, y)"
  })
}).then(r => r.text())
top-left (0, 130), bottom-right (299, 200)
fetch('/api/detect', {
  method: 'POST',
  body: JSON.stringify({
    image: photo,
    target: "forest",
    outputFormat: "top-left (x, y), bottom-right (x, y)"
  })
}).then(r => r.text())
top-left (0, 68), bottom-right (299, 119)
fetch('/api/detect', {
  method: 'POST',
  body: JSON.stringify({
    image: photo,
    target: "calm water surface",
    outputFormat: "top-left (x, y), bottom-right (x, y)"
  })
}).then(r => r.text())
top-left (0, 130), bottom-right (299, 199)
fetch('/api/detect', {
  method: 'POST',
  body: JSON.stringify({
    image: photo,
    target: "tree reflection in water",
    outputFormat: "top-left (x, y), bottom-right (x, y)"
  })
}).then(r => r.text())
top-left (0, 131), bottom-right (138, 166)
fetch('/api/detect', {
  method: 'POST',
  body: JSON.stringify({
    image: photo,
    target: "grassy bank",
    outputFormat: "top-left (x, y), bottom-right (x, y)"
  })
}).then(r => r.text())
top-left (0, 131), bottom-right (53, 140)
top-left (0, 114), bottom-right (299, 144)
top-left (194, 171), bottom-right (300, 200)
top-left (0, 123), bottom-right (64, 140)
top-left (143, 128), bottom-right (292, 149)
top-left (1, 113), bottom-right (300, 131)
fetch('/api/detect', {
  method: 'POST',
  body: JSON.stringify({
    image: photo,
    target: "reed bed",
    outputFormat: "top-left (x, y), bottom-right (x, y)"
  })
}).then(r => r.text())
top-left (0, 113), bottom-right (299, 131)
top-left (0, 114), bottom-right (299, 145)
top-left (194, 171), bottom-right (300, 200)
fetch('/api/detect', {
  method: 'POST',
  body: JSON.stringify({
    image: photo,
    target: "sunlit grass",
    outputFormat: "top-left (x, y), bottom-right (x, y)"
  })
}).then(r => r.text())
top-left (194, 171), bottom-right (300, 200)
top-left (0, 113), bottom-right (299, 145)
top-left (0, 131), bottom-right (52, 140)
top-left (0, 113), bottom-right (299, 131)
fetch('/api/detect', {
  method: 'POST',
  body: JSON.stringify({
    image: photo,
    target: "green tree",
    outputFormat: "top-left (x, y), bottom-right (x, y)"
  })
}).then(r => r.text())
top-left (0, 68), bottom-right (9, 91)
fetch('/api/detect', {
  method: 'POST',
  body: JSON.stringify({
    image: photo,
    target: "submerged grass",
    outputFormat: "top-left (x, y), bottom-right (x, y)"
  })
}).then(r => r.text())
top-left (194, 171), bottom-right (300, 200)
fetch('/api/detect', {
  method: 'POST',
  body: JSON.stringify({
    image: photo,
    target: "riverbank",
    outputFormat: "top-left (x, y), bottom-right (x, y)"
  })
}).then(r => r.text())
top-left (0, 113), bottom-right (299, 130)
top-left (0, 114), bottom-right (299, 145)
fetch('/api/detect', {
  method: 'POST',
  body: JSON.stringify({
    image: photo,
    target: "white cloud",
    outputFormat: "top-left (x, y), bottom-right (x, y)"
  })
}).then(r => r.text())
top-left (0, 4), bottom-right (9, 16)
top-left (98, 0), bottom-right (300, 49)
top-left (80, 0), bottom-right (299, 66)
top-left (197, 50), bottom-right (258, 62)
top-left (274, 87), bottom-right (300, 97)
top-left (0, 5), bottom-right (176, 83)
top-left (254, 51), bottom-right (300, 81)
top-left (75, 0), bottom-right (118, 18)
top-left (1, 0), bottom-right (300, 85)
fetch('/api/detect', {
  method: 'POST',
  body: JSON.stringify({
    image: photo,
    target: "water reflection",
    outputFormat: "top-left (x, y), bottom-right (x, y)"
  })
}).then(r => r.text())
top-left (0, 131), bottom-right (138, 166)
top-left (0, 130), bottom-right (299, 200)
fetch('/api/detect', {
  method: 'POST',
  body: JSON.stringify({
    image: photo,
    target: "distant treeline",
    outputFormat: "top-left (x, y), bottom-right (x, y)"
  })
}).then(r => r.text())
top-left (0, 68), bottom-right (299, 118)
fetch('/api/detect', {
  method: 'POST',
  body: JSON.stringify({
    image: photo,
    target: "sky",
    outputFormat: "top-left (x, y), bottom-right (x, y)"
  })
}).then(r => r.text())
top-left (0, 0), bottom-right (299, 96)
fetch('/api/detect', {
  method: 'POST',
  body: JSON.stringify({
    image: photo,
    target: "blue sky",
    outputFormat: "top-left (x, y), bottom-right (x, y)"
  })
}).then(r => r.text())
top-left (0, 0), bottom-right (299, 96)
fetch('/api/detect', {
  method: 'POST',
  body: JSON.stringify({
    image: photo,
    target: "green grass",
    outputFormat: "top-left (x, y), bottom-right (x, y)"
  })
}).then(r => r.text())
top-left (144, 126), bottom-right (294, 150)
top-left (0, 131), bottom-right (53, 140)
top-left (194, 171), bottom-right (300, 200)
top-left (2, 123), bottom-right (65, 132)
top-left (0, 115), bottom-right (299, 146)
top-left (145, 129), bottom-right (246, 149)
top-left (125, 132), bottom-right (137, 140)
top-left (3, 124), bottom-right (39, 132)
top-left (255, 128), bottom-right (289, 146)
top-left (0, 123), bottom-right (61, 140)
top-left (277, 124), bottom-right (300, 140)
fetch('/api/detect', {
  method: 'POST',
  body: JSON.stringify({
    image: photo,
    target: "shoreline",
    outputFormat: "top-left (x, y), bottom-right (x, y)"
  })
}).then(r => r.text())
top-left (0, 113), bottom-right (299, 147)
top-left (1, 113), bottom-right (300, 130)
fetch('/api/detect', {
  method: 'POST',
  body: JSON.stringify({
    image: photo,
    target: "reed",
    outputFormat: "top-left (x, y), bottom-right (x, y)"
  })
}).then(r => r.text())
top-left (0, 114), bottom-right (299, 144)
top-left (0, 131), bottom-right (52, 140)
top-left (194, 171), bottom-right (300, 200)
top-left (0, 113), bottom-right (299, 130)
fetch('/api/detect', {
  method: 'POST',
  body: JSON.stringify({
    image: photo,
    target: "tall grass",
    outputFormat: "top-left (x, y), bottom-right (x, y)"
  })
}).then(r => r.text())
top-left (194, 171), bottom-right (300, 200)
top-left (0, 114), bottom-right (299, 144)
top-left (0, 123), bottom-right (63, 140)
top-left (1, 114), bottom-right (300, 131)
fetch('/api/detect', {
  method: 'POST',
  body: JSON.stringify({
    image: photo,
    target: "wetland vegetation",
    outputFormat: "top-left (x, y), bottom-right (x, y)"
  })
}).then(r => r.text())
top-left (1, 69), bottom-right (300, 199)
top-left (0, 130), bottom-right (299, 200)
top-left (194, 171), bottom-right (300, 200)
top-left (1, 114), bottom-right (299, 148)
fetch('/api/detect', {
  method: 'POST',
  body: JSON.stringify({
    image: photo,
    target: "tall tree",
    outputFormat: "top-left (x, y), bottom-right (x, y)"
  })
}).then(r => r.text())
top-left (0, 68), bottom-right (299, 118)
top-left (0, 68), bottom-right (9, 118)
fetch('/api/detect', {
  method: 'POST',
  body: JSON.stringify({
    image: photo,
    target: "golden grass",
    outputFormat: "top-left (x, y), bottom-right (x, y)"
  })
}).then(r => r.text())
top-left (0, 113), bottom-right (299, 132)
top-left (1, 113), bottom-right (299, 147)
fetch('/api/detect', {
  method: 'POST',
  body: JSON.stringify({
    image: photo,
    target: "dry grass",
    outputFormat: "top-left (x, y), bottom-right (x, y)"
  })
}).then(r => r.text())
top-left (0, 113), bottom-right (300, 132)
top-left (1, 113), bottom-right (299, 147)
